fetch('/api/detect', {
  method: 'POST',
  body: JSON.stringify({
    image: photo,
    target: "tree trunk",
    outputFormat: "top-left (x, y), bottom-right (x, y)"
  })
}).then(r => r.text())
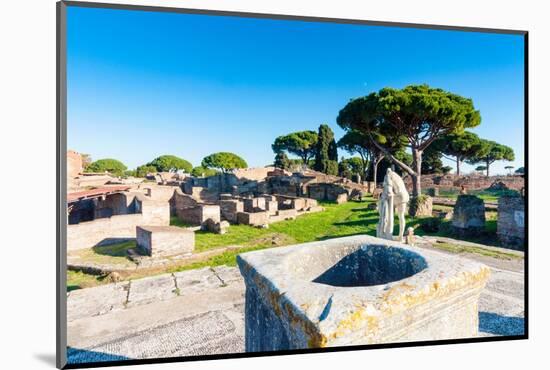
top-left (373, 161), bottom-right (378, 190)
top-left (411, 149), bottom-right (423, 197)
top-left (373, 155), bottom-right (384, 190)
top-left (486, 159), bottom-right (490, 177)
top-left (456, 157), bottom-right (461, 176)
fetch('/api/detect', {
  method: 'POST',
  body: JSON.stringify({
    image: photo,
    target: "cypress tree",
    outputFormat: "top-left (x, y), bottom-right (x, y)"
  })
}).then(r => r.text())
top-left (314, 124), bottom-right (338, 175)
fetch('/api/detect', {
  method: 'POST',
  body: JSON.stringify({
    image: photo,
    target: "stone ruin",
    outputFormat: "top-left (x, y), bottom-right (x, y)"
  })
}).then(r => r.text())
top-left (497, 194), bottom-right (525, 249)
top-left (136, 225), bottom-right (195, 258)
top-left (404, 173), bottom-right (524, 193)
top-left (452, 195), bottom-right (486, 236)
top-left (238, 235), bottom-right (490, 350)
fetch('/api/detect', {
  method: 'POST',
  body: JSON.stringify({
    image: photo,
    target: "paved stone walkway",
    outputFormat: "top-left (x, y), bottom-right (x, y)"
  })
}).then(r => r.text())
top-left (67, 253), bottom-right (524, 365)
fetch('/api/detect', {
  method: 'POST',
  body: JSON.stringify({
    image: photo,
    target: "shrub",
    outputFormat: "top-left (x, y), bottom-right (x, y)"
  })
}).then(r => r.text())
top-left (191, 166), bottom-right (219, 177)
top-left (201, 152), bottom-right (248, 172)
top-left (85, 158), bottom-right (127, 176)
top-left (135, 165), bottom-right (158, 178)
top-left (147, 155), bottom-right (192, 173)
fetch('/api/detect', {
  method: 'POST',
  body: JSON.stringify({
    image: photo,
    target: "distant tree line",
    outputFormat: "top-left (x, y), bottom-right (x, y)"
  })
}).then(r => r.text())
top-left (271, 84), bottom-right (517, 215)
top-left (83, 152), bottom-right (248, 178)
top-left (83, 85), bottom-right (519, 208)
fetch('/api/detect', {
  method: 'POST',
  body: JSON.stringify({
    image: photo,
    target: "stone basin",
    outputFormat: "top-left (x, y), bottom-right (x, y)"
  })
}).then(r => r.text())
top-left (237, 235), bottom-right (490, 351)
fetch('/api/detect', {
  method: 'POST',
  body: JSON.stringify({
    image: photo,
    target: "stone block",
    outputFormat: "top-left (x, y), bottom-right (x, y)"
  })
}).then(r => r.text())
top-left (126, 274), bottom-right (177, 307)
top-left (220, 199), bottom-right (243, 223)
top-left (452, 195), bottom-right (486, 235)
top-left (335, 193), bottom-right (348, 204)
top-left (174, 267), bottom-right (224, 293)
top-left (409, 195), bottom-right (433, 217)
top-left (243, 198), bottom-right (266, 212)
top-left (136, 225), bottom-right (195, 257)
top-left (304, 198), bottom-right (318, 209)
top-left (497, 195), bottom-right (525, 249)
top-left (265, 200), bottom-right (279, 215)
top-left (291, 198), bottom-right (306, 211)
top-left (276, 208), bottom-right (297, 220)
top-left (237, 235), bottom-right (490, 351)
top-left (67, 282), bottom-right (129, 321)
top-left (204, 219), bottom-right (230, 234)
top-left (236, 211), bottom-right (269, 226)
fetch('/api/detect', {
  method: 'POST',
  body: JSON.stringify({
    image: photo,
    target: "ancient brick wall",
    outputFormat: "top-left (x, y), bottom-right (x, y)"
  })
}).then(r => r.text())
top-left (67, 198), bottom-right (170, 251)
top-left (67, 150), bottom-right (83, 180)
top-left (497, 195), bottom-right (525, 249)
top-left (404, 174), bottom-right (524, 192)
top-left (170, 189), bottom-right (221, 225)
top-left (220, 199), bottom-right (244, 222)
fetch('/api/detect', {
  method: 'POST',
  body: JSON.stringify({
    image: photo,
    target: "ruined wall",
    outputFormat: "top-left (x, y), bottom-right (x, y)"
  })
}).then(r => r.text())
top-left (94, 192), bottom-right (134, 219)
top-left (404, 174), bottom-right (524, 192)
top-left (497, 195), bottom-right (525, 249)
top-left (233, 167), bottom-right (275, 181)
top-left (137, 184), bottom-right (180, 202)
top-left (67, 196), bottom-right (170, 251)
top-left (171, 188), bottom-right (221, 225)
top-left (67, 150), bottom-right (82, 180)
top-left (307, 183), bottom-right (349, 203)
top-left (220, 199), bottom-right (244, 223)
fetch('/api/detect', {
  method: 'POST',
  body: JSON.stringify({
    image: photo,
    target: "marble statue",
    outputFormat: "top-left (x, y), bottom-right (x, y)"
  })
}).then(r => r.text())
top-left (376, 168), bottom-right (410, 241)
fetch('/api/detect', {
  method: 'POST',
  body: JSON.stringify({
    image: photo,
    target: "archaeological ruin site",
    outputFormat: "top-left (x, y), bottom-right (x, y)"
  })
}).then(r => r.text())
top-left (57, 6), bottom-right (528, 368)
top-left (65, 147), bottom-right (525, 363)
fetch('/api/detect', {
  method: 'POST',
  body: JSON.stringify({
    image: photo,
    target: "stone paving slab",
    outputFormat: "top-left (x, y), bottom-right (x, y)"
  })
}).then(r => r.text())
top-left (212, 265), bottom-right (245, 286)
top-left (174, 267), bottom-right (224, 294)
top-left (67, 282), bottom-right (129, 322)
top-left (67, 250), bottom-right (524, 362)
top-left (127, 274), bottom-right (178, 308)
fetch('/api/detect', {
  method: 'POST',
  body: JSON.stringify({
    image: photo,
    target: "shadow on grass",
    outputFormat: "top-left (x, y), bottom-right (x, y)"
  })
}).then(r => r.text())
top-left (332, 217), bottom-right (379, 228)
top-left (479, 312), bottom-right (524, 336)
top-left (92, 240), bottom-right (136, 257)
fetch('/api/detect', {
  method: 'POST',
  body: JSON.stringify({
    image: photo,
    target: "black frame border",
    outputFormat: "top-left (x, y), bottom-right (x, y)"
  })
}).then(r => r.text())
top-left (56, 1), bottom-right (529, 369)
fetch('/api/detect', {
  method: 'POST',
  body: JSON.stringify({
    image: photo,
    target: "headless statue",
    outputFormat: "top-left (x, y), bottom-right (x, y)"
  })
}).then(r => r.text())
top-left (376, 168), bottom-right (410, 242)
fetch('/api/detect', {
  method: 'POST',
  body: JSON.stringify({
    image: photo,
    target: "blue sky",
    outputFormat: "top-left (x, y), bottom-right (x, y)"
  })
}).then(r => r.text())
top-left (67, 6), bottom-right (525, 175)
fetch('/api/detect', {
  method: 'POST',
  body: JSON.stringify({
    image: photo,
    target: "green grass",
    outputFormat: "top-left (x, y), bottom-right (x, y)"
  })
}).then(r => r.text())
top-left (168, 244), bottom-right (270, 273)
top-left (170, 216), bottom-right (194, 228)
top-left (410, 210), bottom-right (499, 246)
top-left (68, 197), bottom-right (511, 290)
top-left (67, 270), bottom-right (104, 291)
top-left (71, 241), bottom-right (136, 265)
top-left (431, 242), bottom-right (522, 260)
top-left (426, 188), bottom-right (519, 202)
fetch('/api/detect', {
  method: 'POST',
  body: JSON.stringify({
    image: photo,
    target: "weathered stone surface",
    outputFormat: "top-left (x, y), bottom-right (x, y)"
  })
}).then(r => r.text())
top-left (126, 274), bottom-right (178, 307)
top-left (237, 235), bottom-right (490, 351)
top-left (213, 265), bottom-right (245, 287)
top-left (67, 195), bottom-right (170, 251)
top-left (409, 195), bottom-right (432, 217)
top-left (349, 188), bottom-right (364, 201)
top-left (236, 211), bottom-right (269, 226)
top-left (497, 194), bottom-right (525, 249)
top-left (174, 267), bottom-right (224, 293)
top-left (204, 219), bottom-right (230, 234)
top-left (67, 259), bottom-right (522, 362)
top-left (136, 225), bottom-right (195, 257)
top-left (452, 195), bottom-right (486, 236)
top-left (219, 199), bottom-right (243, 223)
top-left (67, 282), bottom-right (129, 321)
